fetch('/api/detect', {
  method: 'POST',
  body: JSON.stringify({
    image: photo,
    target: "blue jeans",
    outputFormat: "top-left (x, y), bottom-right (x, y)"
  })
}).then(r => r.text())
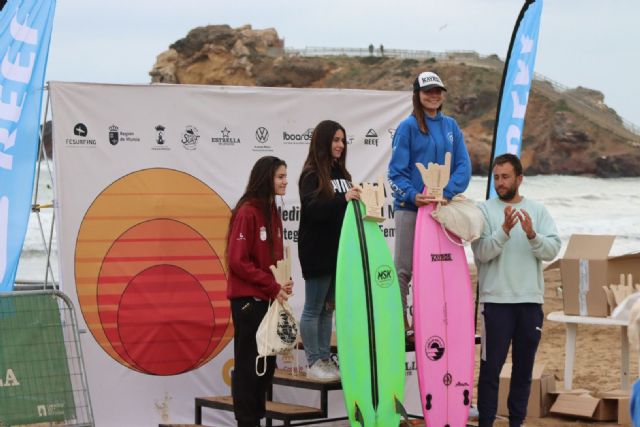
top-left (300, 275), bottom-right (335, 366)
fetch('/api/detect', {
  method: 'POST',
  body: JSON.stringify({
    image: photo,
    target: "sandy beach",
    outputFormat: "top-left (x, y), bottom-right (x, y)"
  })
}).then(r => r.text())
top-left (325, 267), bottom-right (636, 427)
top-left (396, 267), bottom-right (636, 427)
top-left (471, 267), bottom-right (634, 427)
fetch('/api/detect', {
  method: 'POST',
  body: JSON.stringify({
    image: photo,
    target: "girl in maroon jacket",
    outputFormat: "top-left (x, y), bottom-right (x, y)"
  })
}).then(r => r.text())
top-left (226, 155), bottom-right (292, 427)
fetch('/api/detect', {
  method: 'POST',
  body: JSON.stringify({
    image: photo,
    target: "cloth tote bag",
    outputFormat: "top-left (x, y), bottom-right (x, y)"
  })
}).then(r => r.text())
top-left (255, 299), bottom-right (298, 375)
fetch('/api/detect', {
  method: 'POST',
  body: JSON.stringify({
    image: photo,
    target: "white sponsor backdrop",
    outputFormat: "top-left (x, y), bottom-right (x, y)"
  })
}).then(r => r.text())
top-left (50, 82), bottom-right (422, 426)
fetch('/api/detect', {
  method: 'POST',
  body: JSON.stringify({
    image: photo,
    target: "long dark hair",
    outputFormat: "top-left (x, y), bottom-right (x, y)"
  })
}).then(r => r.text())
top-left (411, 90), bottom-right (444, 135)
top-left (300, 120), bottom-right (352, 199)
top-left (227, 156), bottom-right (286, 263)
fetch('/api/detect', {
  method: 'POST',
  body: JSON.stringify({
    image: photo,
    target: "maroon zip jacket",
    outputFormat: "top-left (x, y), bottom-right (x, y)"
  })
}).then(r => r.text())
top-left (226, 200), bottom-right (283, 301)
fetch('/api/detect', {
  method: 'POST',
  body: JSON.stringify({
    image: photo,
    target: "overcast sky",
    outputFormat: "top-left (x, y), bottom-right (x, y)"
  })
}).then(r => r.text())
top-left (45, 0), bottom-right (640, 127)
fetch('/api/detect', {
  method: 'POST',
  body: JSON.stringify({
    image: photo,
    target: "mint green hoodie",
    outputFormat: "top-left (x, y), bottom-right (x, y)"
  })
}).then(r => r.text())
top-left (471, 197), bottom-right (561, 304)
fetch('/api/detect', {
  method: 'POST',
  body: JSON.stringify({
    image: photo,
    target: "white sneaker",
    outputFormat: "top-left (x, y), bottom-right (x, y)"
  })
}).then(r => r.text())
top-left (323, 359), bottom-right (340, 378)
top-left (306, 360), bottom-right (337, 381)
top-left (469, 406), bottom-right (479, 419)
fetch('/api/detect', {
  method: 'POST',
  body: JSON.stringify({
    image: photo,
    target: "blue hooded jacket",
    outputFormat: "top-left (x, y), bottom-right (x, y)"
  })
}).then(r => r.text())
top-left (388, 112), bottom-right (471, 211)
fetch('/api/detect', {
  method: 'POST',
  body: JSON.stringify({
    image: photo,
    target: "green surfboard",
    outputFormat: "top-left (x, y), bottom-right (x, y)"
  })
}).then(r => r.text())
top-left (335, 200), bottom-right (405, 426)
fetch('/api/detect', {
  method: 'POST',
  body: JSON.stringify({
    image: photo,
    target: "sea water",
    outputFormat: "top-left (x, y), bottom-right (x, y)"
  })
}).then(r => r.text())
top-left (463, 175), bottom-right (640, 263)
top-left (15, 173), bottom-right (640, 282)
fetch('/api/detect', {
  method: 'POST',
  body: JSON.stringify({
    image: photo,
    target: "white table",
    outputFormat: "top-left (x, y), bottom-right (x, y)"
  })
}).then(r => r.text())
top-left (547, 311), bottom-right (632, 390)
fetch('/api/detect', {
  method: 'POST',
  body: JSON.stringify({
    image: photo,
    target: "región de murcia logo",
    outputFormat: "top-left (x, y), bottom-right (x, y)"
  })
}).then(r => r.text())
top-left (108, 125), bottom-right (120, 145)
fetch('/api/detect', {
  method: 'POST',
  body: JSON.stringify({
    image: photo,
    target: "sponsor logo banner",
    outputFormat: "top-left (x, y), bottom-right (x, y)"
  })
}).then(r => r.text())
top-left (49, 82), bottom-right (409, 425)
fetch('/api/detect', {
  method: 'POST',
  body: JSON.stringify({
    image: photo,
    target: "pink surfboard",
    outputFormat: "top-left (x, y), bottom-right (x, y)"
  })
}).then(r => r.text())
top-left (413, 202), bottom-right (474, 427)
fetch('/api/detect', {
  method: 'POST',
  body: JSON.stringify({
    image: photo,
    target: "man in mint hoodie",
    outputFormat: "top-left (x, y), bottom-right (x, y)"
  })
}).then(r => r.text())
top-left (472, 153), bottom-right (561, 427)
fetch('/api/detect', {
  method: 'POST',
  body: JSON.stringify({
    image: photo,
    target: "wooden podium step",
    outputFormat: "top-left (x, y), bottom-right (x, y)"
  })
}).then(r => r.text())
top-left (195, 395), bottom-right (323, 425)
top-left (159, 424), bottom-right (213, 427)
top-left (272, 368), bottom-right (342, 391)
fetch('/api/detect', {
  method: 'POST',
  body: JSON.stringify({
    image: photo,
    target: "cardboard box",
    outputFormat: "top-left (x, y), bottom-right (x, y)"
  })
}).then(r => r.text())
top-left (548, 388), bottom-right (592, 403)
top-left (560, 235), bottom-right (640, 317)
top-left (497, 363), bottom-right (555, 418)
top-left (618, 397), bottom-right (630, 425)
top-left (549, 389), bottom-right (631, 423)
top-left (550, 393), bottom-right (617, 421)
top-left (599, 390), bottom-right (631, 425)
top-left (549, 388), bottom-right (592, 395)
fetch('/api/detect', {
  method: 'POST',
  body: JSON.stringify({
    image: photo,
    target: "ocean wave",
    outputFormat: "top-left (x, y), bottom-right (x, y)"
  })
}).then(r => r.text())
top-left (17, 175), bottom-right (640, 277)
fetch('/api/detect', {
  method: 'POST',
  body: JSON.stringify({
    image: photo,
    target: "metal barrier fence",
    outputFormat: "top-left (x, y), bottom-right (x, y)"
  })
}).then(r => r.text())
top-left (0, 290), bottom-right (94, 427)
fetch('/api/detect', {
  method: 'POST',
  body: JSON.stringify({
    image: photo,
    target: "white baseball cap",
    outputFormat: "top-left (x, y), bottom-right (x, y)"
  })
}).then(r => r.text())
top-left (413, 71), bottom-right (447, 92)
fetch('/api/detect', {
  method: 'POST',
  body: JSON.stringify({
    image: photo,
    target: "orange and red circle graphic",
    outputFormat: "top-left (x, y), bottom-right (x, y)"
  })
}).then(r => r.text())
top-left (75, 168), bottom-right (233, 375)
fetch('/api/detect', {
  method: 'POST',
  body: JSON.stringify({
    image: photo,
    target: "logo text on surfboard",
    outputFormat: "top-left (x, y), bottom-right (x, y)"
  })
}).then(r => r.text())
top-left (425, 336), bottom-right (445, 361)
top-left (375, 265), bottom-right (394, 288)
top-left (430, 253), bottom-right (452, 262)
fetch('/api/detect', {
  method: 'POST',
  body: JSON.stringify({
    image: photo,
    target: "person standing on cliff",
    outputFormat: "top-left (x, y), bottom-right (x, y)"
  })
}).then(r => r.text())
top-left (472, 153), bottom-right (560, 427)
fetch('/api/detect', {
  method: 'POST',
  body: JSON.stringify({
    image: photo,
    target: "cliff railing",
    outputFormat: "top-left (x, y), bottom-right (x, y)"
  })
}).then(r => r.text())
top-left (284, 47), bottom-right (640, 144)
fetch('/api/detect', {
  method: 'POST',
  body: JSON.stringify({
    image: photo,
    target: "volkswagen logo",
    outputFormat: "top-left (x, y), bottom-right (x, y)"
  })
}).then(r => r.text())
top-left (255, 127), bottom-right (269, 143)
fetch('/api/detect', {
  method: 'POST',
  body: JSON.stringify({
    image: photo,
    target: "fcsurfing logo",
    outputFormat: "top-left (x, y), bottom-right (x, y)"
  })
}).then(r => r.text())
top-left (375, 265), bottom-right (393, 288)
top-left (425, 336), bottom-right (445, 361)
top-left (65, 123), bottom-right (96, 146)
top-left (73, 123), bottom-right (87, 137)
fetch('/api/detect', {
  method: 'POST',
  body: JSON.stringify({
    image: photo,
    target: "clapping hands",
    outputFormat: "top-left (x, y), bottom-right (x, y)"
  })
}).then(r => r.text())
top-left (502, 205), bottom-right (536, 239)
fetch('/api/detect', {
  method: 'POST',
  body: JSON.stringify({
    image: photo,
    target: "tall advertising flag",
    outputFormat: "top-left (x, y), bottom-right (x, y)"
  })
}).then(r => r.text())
top-left (0, 0), bottom-right (57, 291)
top-left (486, 0), bottom-right (543, 199)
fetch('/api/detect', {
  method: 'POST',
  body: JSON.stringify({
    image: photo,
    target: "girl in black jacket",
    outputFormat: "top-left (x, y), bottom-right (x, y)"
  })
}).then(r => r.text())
top-left (297, 120), bottom-right (360, 381)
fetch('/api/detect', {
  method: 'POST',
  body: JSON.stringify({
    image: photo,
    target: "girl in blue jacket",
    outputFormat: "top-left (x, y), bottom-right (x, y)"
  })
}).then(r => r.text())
top-left (387, 71), bottom-right (472, 338)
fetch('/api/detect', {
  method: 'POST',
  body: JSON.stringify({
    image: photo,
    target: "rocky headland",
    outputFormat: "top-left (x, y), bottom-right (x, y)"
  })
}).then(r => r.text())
top-left (147, 24), bottom-right (640, 177)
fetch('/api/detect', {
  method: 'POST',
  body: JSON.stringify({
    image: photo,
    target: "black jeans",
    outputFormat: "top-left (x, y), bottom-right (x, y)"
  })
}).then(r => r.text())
top-left (478, 303), bottom-right (543, 427)
top-left (231, 297), bottom-right (276, 426)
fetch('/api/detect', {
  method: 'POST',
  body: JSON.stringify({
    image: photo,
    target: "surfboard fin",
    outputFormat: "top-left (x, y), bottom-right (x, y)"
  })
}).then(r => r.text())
top-left (354, 402), bottom-right (365, 426)
top-left (394, 396), bottom-right (409, 422)
top-left (463, 389), bottom-right (471, 406)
